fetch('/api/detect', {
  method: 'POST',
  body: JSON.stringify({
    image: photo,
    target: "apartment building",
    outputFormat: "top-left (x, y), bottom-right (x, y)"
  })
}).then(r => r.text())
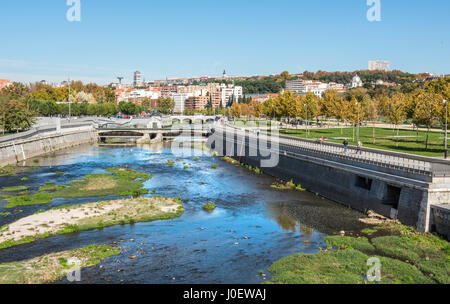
top-left (209, 91), bottom-right (222, 108)
top-left (285, 80), bottom-right (328, 97)
top-left (221, 86), bottom-right (243, 107)
top-left (161, 86), bottom-right (179, 97)
top-left (185, 96), bottom-right (210, 111)
top-left (172, 93), bottom-right (194, 114)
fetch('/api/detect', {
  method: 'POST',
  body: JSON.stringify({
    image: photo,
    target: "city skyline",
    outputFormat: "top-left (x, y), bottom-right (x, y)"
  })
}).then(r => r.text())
top-left (0, 0), bottom-right (449, 84)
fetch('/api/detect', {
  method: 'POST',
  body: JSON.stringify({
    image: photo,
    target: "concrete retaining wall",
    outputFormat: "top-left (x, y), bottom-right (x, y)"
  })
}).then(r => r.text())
top-left (206, 132), bottom-right (450, 237)
top-left (0, 128), bottom-right (96, 167)
top-left (431, 204), bottom-right (450, 240)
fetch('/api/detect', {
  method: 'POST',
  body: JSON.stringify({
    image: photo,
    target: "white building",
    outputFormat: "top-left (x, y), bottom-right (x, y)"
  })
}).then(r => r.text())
top-left (171, 93), bottom-right (193, 114)
top-left (285, 80), bottom-right (329, 97)
top-left (351, 75), bottom-right (363, 88)
top-left (221, 86), bottom-right (243, 107)
top-left (285, 80), bottom-right (305, 94)
top-left (117, 89), bottom-right (160, 102)
top-left (368, 60), bottom-right (390, 71)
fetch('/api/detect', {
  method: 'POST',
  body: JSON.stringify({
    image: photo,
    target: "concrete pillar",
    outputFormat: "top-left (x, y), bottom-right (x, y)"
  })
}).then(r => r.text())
top-left (56, 117), bottom-right (61, 133)
top-left (416, 192), bottom-right (431, 232)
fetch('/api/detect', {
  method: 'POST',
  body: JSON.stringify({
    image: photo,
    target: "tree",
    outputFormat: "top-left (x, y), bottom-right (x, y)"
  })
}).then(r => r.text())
top-left (320, 90), bottom-right (338, 119)
top-left (230, 103), bottom-right (241, 118)
top-left (0, 96), bottom-right (11, 134)
top-left (157, 97), bottom-right (175, 114)
top-left (249, 100), bottom-right (263, 118)
top-left (346, 97), bottom-right (364, 141)
top-left (0, 82), bottom-right (30, 99)
top-left (302, 92), bottom-right (319, 122)
top-left (413, 91), bottom-right (441, 151)
top-left (263, 98), bottom-right (276, 119)
top-left (387, 94), bottom-right (407, 146)
top-left (363, 95), bottom-right (379, 143)
top-left (119, 101), bottom-right (139, 115)
top-left (2, 99), bottom-right (35, 133)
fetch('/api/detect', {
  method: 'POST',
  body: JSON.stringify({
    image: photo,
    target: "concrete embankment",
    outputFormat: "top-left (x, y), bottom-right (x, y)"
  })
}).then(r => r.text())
top-left (207, 126), bottom-right (450, 240)
top-left (0, 128), bottom-right (96, 167)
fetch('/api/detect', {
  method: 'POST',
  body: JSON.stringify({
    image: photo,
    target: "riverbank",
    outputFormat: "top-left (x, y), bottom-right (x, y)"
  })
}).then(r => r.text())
top-left (268, 220), bottom-right (450, 284)
top-left (0, 196), bottom-right (184, 250)
top-left (1, 167), bottom-right (152, 208)
top-left (0, 244), bottom-right (121, 284)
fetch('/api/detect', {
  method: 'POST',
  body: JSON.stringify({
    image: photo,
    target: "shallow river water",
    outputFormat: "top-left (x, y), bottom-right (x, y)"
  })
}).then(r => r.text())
top-left (0, 142), bottom-right (369, 284)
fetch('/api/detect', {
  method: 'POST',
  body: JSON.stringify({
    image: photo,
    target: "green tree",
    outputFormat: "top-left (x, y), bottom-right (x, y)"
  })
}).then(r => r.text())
top-left (3, 99), bottom-right (35, 133)
top-left (413, 91), bottom-right (441, 151)
top-left (157, 97), bottom-right (175, 114)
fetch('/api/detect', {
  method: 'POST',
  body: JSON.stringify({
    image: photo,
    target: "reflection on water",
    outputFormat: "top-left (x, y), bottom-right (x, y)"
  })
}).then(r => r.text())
top-left (0, 143), bottom-right (371, 284)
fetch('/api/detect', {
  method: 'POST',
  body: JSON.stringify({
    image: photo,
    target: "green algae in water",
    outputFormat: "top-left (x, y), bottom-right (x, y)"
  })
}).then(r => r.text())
top-left (1, 186), bottom-right (28, 192)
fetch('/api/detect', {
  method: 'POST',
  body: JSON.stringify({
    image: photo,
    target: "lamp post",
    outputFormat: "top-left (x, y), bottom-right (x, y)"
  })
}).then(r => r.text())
top-left (444, 100), bottom-right (448, 158)
top-left (304, 103), bottom-right (308, 137)
top-left (356, 101), bottom-right (360, 143)
top-left (68, 78), bottom-right (71, 121)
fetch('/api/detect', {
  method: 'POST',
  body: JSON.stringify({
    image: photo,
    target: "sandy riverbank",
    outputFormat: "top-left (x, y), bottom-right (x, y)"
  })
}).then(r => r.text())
top-left (0, 197), bottom-right (183, 247)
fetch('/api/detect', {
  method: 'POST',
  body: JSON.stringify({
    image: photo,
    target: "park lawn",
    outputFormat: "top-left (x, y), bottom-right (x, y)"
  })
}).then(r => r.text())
top-left (280, 127), bottom-right (448, 157)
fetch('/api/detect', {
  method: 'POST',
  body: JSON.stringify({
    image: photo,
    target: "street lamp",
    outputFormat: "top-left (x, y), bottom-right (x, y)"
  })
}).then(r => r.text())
top-left (68, 78), bottom-right (71, 121)
top-left (356, 101), bottom-right (360, 143)
top-left (444, 100), bottom-right (448, 158)
top-left (304, 103), bottom-right (308, 137)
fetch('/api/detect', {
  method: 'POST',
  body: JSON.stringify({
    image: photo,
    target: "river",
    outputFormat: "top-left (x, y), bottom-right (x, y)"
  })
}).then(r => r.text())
top-left (0, 142), bottom-right (369, 284)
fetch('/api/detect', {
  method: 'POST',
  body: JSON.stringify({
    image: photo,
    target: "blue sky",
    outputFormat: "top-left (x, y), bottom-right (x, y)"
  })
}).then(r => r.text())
top-left (0, 0), bottom-right (449, 84)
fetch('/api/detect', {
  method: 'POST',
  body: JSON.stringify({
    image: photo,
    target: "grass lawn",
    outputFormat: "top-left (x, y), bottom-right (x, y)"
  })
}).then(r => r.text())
top-left (280, 127), bottom-right (449, 157)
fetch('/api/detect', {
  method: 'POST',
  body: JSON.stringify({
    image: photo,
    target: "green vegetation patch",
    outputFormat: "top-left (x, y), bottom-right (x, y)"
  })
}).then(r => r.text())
top-left (417, 258), bottom-right (450, 284)
top-left (270, 180), bottom-right (305, 191)
top-left (202, 202), bottom-right (216, 211)
top-left (0, 197), bottom-right (184, 250)
top-left (38, 184), bottom-right (66, 192)
top-left (1, 186), bottom-right (28, 192)
top-left (0, 244), bottom-right (121, 284)
top-left (371, 235), bottom-right (448, 263)
top-left (268, 220), bottom-right (449, 284)
top-left (0, 166), bottom-right (18, 177)
top-left (1, 168), bottom-right (152, 208)
top-left (268, 249), bottom-right (431, 284)
top-left (222, 156), bottom-right (239, 165)
top-left (325, 236), bottom-right (376, 253)
top-left (3, 192), bottom-right (53, 209)
top-left (51, 168), bottom-right (152, 199)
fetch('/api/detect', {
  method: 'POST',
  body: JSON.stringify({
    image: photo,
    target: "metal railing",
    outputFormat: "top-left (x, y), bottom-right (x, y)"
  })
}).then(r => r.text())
top-left (0, 118), bottom-right (111, 144)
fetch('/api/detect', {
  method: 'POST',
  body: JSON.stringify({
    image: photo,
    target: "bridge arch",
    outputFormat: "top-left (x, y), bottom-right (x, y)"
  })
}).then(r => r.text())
top-left (181, 118), bottom-right (193, 124)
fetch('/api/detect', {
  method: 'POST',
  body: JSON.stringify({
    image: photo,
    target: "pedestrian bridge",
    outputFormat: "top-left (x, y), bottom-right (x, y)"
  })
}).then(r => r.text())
top-left (95, 123), bottom-right (212, 144)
